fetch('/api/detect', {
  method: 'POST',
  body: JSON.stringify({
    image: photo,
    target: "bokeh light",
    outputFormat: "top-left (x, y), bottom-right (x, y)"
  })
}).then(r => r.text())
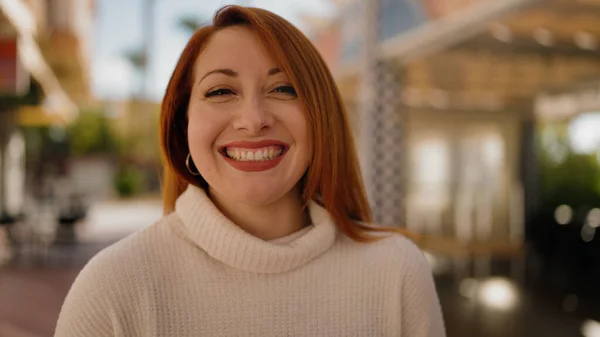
top-left (581, 224), bottom-right (596, 243)
top-left (554, 205), bottom-right (573, 225)
top-left (459, 278), bottom-right (478, 299)
top-left (582, 320), bottom-right (600, 337)
top-left (587, 208), bottom-right (600, 228)
top-left (478, 278), bottom-right (518, 311)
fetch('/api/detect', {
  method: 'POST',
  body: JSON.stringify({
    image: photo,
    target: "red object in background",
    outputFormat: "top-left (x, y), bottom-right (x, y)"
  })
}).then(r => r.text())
top-left (0, 38), bottom-right (18, 94)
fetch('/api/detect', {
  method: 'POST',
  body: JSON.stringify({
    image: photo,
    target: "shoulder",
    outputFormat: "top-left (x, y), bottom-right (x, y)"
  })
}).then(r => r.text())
top-left (334, 226), bottom-right (431, 277)
top-left (361, 232), bottom-right (445, 335)
top-left (338, 226), bottom-right (426, 259)
top-left (56, 215), bottom-right (183, 335)
top-left (82, 212), bottom-right (184, 278)
top-left (65, 214), bottom-right (183, 302)
top-left (381, 233), bottom-right (435, 284)
top-left (379, 231), bottom-right (428, 267)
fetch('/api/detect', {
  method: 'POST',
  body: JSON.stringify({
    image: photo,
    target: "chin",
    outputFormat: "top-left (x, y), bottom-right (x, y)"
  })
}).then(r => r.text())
top-left (231, 184), bottom-right (294, 207)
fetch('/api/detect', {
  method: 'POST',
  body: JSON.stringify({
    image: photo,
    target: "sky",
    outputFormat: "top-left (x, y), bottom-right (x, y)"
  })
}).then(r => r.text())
top-left (92, 0), bottom-right (335, 102)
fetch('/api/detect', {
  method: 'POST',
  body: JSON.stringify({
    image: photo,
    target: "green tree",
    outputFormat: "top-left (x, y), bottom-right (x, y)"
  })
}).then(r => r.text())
top-left (67, 109), bottom-right (119, 156)
top-left (538, 122), bottom-right (600, 210)
top-left (177, 15), bottom-right (208, 35)
top-left (123, 47), bottom-right (148, 98)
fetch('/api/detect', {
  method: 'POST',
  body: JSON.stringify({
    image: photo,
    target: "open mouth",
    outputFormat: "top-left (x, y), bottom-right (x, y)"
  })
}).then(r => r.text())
top-left (221, 145), bottom-right (286, 162)
top-left (218, 139), bottom-right (290, 166)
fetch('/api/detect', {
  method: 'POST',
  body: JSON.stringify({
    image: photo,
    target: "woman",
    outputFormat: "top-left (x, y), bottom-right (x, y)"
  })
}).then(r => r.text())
top-left (55, 5), bottom-right (445, 337)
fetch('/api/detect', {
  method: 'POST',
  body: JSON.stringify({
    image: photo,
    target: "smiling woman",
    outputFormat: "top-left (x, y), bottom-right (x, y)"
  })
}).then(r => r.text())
top-left (54, 5), bottom-right (445, 337)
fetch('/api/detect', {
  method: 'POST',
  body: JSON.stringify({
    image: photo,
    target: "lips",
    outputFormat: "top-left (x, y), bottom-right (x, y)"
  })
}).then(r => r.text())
top-left (219, 140), bottom-right (290, 172)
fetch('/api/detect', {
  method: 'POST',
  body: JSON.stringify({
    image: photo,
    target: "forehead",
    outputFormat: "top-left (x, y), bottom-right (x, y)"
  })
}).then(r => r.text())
top-left (194, 26), bottom-right (278, 74)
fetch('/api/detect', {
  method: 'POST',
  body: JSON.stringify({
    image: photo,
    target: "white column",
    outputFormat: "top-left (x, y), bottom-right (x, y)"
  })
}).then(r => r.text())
top-left (357, 0), bottom-right (406, 227)
top-left (357, 0), bottom-right (380, 185)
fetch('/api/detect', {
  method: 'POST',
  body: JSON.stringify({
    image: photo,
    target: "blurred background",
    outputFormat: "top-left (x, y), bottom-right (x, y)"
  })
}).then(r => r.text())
top-left (0, 0), bottom-right (599, 336)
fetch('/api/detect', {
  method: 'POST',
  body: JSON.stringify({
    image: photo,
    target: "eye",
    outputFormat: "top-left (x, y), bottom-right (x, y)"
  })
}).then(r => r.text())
top-left (271, 85), bottom-right (297, 99)
top-left (205, 88), bottom-right (234, 98)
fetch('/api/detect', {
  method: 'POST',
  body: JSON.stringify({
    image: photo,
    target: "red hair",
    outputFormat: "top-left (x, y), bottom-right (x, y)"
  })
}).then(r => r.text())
top-left (160, 5), bottom-right (415, 242)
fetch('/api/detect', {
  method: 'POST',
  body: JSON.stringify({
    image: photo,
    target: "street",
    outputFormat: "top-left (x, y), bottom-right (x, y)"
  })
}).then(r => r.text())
top-left (0, 198), bottom-right (162, 336)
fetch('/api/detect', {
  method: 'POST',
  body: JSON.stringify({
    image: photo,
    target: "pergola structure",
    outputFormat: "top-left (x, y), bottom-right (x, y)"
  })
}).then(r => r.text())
top-left (332, 0), bottom-right (600, 257)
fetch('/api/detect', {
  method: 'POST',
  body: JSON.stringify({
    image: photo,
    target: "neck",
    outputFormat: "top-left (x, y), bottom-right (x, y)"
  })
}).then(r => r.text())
top-left (208, 187), bottom-right (310, 241)
top-left (174, 185), bottom-right (338, 273)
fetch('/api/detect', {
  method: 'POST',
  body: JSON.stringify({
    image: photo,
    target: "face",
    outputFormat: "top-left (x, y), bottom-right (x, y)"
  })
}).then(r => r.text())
top-left (187, 26), bottom-right (311, 206)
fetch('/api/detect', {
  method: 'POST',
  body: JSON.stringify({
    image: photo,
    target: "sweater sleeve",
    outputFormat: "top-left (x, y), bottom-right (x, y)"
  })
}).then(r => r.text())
top-left (54, 253), bottom-right (119, 337)
top-left (400, 243), bottom-right (446, 337)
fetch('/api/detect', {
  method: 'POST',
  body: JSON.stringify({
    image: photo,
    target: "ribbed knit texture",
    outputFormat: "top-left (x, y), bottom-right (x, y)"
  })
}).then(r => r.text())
top-left (55, 186), bottom-right (445, 336)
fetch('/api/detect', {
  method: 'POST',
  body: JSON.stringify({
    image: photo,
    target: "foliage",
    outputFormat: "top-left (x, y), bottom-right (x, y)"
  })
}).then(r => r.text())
top-left (113, 166), bottom-right (144, 198)
top-left (67, 109), bottom-right (119, 157)
top-left (114, 100), bottom-right (162, 164)
top-left (538, 123), bottom-right (600, 210)
top-left (177, 16), bottom-right (207, 34)
top-left (124, 48), bottom-right (147, 71)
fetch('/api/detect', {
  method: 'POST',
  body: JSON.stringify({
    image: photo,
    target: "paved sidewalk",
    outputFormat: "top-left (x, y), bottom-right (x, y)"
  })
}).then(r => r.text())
top-left (0, 237), bottom-right (119, 337)
top-left (0, 198), bottom-right (161, 337)
top-left (0, 268), bottom-right (80, 337)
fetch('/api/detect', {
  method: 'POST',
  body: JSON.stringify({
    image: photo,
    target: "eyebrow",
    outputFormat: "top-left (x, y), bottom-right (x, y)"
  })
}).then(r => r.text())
top-left (198, 67), bottom-right (282, 84)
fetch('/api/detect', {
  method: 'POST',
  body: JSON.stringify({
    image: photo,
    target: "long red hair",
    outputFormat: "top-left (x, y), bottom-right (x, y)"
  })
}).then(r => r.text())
top-left (160, 5), bottom-right (413, 242)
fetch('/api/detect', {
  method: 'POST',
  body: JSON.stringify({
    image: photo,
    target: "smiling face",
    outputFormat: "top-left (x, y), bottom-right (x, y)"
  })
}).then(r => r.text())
top-left (187, 26), bottom-right (311, 206)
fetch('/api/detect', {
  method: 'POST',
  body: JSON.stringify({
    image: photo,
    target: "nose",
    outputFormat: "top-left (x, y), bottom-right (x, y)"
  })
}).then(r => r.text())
top-left (232, 95), bottom-right (274, 134)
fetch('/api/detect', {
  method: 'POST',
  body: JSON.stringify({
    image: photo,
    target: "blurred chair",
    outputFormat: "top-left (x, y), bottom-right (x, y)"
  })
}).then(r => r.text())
top-left (0, 216), bottom-right (16, 266)
top-left (9, 198), bottom-right (58, 265)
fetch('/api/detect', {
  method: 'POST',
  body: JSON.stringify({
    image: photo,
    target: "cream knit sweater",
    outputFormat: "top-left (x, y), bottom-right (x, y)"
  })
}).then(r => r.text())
top-left (55, 186), bottom-right (445, 336)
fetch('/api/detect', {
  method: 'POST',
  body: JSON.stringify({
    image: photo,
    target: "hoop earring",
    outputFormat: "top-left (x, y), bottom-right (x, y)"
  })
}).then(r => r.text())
top-left (186, 153), bottom-right (201, 176)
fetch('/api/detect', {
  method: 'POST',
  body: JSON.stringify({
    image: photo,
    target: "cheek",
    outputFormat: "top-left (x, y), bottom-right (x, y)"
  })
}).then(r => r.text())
top-left (289, 110), bottom-right (311, 155)
top-left (187, 111), bottom-right (221, 156)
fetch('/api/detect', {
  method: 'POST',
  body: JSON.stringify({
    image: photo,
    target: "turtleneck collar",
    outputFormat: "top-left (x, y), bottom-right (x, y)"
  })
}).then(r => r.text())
top-left (174, 185), bottom-right (337, 274)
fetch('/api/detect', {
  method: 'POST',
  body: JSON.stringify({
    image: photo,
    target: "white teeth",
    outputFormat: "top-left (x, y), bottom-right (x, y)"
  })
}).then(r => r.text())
top-left (225, 145), bottom-right (284, 162)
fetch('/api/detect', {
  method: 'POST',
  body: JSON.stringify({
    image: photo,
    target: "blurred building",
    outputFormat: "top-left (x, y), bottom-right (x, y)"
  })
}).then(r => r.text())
top-left (310, 0), bottom-right (600, 255)
top-left (0, 0), bottom-right (93, 222)
top-left (29, 0), bottom-right (94, 104)
top-left (65, 98), bottom-right (161, 201)
top-left (104, 99), bottom-right (161, 165)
